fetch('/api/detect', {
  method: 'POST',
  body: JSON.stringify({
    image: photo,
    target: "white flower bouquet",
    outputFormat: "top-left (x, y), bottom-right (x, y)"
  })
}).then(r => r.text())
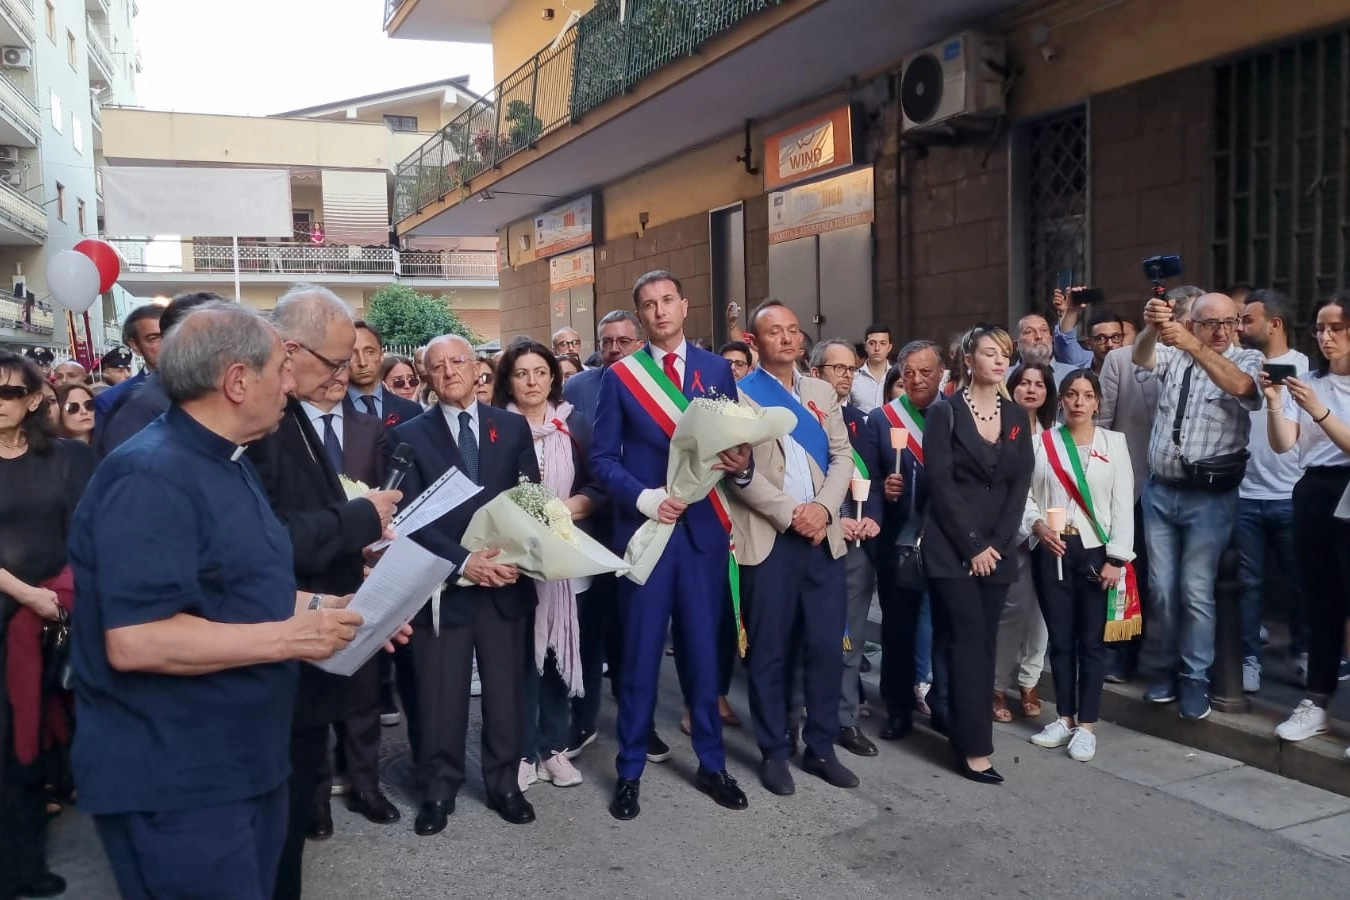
top-left (623, 394), bottom-right (796, 584)
top-left (457, 479), bottom-right (630, 585)
top-left (339, 475), bottom-right (370, 501)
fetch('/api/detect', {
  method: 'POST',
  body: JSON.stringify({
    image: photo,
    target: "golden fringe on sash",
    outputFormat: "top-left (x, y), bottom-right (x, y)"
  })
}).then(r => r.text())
top-left (1104, 616), bottom-right (1142, 643)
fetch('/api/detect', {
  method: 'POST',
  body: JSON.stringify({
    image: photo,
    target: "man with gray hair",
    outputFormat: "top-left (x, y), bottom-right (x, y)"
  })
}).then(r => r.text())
top-left (1015, 313), bottom-right (1077, 387)
top-left (563, 309), bottom-right (641, 424)
top-left (69, 302), bottom-right (365, 898)
top-left (247, 283), bottom-right (404, 898)
top-left (552, 325), bottom-right (584, 358)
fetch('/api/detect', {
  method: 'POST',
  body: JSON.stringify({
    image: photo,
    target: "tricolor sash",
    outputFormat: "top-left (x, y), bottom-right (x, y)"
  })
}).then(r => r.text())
top-left (611, 347), bottom-right (747, 654)
top-left (1041, 427), bottom-right (1142, 642)
top-left (880, 395), bottom-right (926, 466)
top-left (736, 368), bottom-right (831, 475)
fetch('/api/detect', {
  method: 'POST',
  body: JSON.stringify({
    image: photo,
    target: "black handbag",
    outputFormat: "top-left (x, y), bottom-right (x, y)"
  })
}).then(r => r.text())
top-left (41, 606), bottom-right (73, 693)
top-left (893, 474), bottom-right (926, 592)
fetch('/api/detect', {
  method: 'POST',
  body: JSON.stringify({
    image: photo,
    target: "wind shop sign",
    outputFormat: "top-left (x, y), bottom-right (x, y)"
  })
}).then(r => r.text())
top-left (764, 106), bottom-right (855, 191)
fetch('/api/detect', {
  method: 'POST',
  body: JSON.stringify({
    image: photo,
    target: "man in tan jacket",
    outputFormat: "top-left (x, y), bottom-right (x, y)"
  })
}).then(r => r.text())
top-left (729, 300), bottom-right (860, 797)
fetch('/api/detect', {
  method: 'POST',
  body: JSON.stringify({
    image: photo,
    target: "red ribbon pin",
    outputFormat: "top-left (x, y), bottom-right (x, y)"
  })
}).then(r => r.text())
top-left (488, 424), bottom-right (498, 444)
top-left (691, 370), bottom-right (705, 394)
top-left (807, 401), bottom-right (826, 424)
top-left (1009, 425), bottom-right (1020, 441)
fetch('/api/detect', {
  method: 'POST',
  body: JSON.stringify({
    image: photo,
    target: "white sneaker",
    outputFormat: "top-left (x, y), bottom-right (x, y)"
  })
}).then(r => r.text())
top-left (1275, 700), bottom-right (1328, 742)
top-left (1242, 657), bottom-right (1261, 694)
top-left (518, 758), bottom-right (538, 792)
top-left (1067, 728), bottom-right (1097, 762)
top-left (538, 751), bottom-right (584, 787)
top-left (470, 656), bottom-right (483, 698)
top-left (915, 682), bottom-right (932, 717)
top-left (1030, 718), bottom-right (1074, 748)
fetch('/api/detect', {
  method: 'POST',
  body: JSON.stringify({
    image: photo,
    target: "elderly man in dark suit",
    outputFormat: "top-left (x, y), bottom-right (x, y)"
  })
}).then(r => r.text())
top-left (245, 284), bottom-right (403, 900)
top-left (390, 334), bottom-right (541, 836)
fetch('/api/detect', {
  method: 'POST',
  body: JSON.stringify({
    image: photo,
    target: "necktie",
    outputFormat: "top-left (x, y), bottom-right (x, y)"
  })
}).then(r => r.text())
top-left (361, 395), bottom-right (378, 417)
top-left (320, 414), bottom-right (343, 474)
top-left (663, 351), bottom-right (680, 389)
top-left (458, 410), bottom-right (479, 483)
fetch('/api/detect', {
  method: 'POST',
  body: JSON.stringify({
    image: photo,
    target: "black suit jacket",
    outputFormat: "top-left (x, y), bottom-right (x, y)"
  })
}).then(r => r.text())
top-left (246, 398), bottom-right (385, 729)
top-left (390, 404), bottom-right (541, 627)
top-left (341, 407), bottom-right (387, 488)
top-left (921, 396), bottom-right (1033, 584)
top-left (345, 390), bottom-right (423, 429)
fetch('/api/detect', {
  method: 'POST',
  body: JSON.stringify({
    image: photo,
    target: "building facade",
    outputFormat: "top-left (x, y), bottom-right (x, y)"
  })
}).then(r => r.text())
top-left (0, 0), bottom-right (138, 355)
top-left (101, 77), bottom-right (503, 340)
top-left (385, 0), bottom-right (1350, 360)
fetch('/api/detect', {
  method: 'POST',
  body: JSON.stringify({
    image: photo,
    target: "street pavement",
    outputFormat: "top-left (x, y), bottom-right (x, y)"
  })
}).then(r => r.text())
top-left (49, 656), bottom-right (1350, 899)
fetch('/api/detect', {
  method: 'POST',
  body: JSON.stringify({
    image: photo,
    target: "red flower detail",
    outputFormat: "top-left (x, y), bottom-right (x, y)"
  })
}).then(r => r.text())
top-left (488, 424), bottom-right (498, 444)
top-left (383, 413), bottom-right (400, 427)
top-left (1009, 425), bottom-right (1021, 441)
top-left (807, 400), bottom-right (826, 424)
top-left (848, 420), bottom-right (858, 436)
top-left (691, 370), bottom-right (705, 394)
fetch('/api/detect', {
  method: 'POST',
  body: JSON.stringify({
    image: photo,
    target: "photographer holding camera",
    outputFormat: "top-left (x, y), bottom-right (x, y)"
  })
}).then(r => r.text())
top-left (1132, 290), bottom-right (1263, 721)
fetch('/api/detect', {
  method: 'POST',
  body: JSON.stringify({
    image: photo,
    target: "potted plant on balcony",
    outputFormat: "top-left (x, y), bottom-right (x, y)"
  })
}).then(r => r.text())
top-left (504, 100), bottom-right (542, 150)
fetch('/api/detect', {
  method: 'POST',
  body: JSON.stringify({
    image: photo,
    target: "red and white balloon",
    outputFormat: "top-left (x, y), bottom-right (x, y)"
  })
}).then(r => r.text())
top-left (46, 238), bottom-right (121, 312)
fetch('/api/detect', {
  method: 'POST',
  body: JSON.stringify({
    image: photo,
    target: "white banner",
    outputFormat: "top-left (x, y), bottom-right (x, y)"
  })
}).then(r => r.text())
top-left (768, 167), bottom-right (874, 245)
top-left (102, 167), bottom-right (294, 237)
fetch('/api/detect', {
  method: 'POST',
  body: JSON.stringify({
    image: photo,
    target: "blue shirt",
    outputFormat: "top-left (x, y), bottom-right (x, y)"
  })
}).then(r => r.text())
top-left (348, 384), bottom-right (385, 419)
top-left (68, 405), bottom-right (298, 814)
top-left (93, 368), bottom-right (146, 420)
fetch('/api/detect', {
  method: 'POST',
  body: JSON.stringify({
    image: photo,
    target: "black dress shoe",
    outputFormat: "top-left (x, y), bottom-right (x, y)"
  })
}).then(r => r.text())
top-left (306, 800), bottom-right (333, 840)
top-left (879, 715), bottom-right (913, 741)
top-left (16, 869), bottom-right (66, 898)
top-left (646, 730), bottom-right (672, 763)
top-left (837, 726), bottom-right (879, 757)
top-left (347, 790), bottom-right (401, 824)
top-left (610, 777), bottom-right (641, 820)
top-left (486, 790), bottom-right (536, 825)
top-left (414, 799), bottom-right (453, 836)
top-left (759, 758), bottom-right (795, 796)
top-left (955, 759), bottom-right (1004, 785)
top-left (695, 766), bottom-right (748, 810)
top-left (803, 754), bottom-right (860, 788)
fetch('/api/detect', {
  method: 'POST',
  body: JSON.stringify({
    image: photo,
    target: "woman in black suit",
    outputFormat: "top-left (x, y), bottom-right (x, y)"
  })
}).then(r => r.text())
top-left (923, 325), bottom-right (1034, 783)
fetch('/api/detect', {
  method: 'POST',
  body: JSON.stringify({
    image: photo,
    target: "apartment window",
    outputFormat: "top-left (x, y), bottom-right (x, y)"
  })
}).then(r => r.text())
top-left (72, 115), bottom-right (82, 153)
top-left (55, 183), bottom-right (64, 221)
top-left (49, 91), bottom-right (62, 132)
top-left (77, 199), bottom-right (86, 233)
top-left (1214, 28), bottom-right (1350, 326)
top-left (384, 115), bottom-right (418, 133)
top-left (66, 30), bottom-right (76, 69)
top-left (44, 1), bottom-right (54, 41)
top-left (1013, 106), bottom-right (1090, 311)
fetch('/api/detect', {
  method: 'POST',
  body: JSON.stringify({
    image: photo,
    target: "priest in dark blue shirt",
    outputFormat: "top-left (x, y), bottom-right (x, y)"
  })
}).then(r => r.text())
top-left (69, 302), bottom-right (364, 900)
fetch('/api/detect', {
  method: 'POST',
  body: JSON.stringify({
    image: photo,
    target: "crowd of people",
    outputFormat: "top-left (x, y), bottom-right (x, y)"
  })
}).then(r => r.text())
top-left (1, 269), bottom-right (1348, 899)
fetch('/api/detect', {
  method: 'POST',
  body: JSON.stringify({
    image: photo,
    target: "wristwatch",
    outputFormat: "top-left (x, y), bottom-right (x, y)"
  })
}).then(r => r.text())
top-left (308, 593), bottom-right (325, 610)
top-left (1106, 558), bottom-right (1125, 568)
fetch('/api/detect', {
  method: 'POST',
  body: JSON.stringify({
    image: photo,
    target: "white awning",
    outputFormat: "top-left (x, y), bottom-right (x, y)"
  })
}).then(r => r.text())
top-left (101, 167), bottom-right (293, 237)
top-left (321, 170), bottom-right (390, 247)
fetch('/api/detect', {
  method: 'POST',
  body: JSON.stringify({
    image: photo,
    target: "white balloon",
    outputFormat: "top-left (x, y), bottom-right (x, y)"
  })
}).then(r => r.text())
top-left (46, 249), bottom-right (101, 313)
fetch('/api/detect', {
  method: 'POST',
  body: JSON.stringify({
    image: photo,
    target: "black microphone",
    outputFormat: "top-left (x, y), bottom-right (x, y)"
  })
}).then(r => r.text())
top-left (381, 443), bottom-right (415, 491)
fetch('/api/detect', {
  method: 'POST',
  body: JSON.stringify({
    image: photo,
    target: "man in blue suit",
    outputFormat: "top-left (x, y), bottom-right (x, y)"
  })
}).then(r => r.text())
top-left (590, 270), bottom-right (752, 821)
top-left (562, 309), bottom-right (642, 423)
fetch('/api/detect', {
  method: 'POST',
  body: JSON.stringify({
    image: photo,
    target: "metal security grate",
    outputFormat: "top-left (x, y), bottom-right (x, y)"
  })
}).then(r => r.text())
top-left (1214, 30), bottom-right (1349, 325)
top-left (1022, 107), bottom-right (1089, 309)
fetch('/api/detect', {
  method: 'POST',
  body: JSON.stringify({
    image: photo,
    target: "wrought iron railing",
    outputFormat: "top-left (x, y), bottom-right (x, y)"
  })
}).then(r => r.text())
top-left (393, 0), bottom-right (784, 220)
top-left (108, 238), bottom-right (499, 281)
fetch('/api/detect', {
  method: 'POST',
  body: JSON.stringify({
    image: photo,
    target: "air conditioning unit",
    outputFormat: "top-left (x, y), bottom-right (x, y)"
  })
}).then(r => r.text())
top-left (0, 146), bottom-right (19, 164)
top-left (899, 32), bottom-right (1006, 133)
top-left (0, 168), bottom-right (23, 188)
top-left (1, 47), bottom-right (32, 69)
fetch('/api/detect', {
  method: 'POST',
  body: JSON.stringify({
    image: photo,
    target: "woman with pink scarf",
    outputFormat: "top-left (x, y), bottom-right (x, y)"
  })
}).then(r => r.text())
top-left (495, 339), bottom-right (604, 792)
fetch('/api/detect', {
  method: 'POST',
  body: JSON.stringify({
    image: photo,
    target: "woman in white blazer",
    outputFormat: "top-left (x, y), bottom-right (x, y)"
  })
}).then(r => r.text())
top-left (1023, 369), bottom-right (1134, 762)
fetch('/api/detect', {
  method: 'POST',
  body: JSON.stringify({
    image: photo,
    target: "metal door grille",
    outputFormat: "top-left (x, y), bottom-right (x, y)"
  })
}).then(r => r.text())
top-left (1023, 107), bottom-right (1089, 308)
top-left (1214, 29), bottom-right (1350, 324)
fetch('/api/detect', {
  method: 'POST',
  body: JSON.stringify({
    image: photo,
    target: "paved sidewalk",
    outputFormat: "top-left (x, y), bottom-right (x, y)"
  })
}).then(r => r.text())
top-left (48, 656), bottom-right (1350, 899)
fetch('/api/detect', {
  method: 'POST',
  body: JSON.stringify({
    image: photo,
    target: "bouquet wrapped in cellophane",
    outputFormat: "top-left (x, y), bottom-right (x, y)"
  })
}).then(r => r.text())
top-left (623, 394), bottom-right (796, 585)
top-left (457, 479), bottom-right (629, 586)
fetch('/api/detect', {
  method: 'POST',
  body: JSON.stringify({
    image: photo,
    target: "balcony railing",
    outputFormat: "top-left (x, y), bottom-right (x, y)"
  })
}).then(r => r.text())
top-left (86, 16), bottom-right (114, 81)
top-left (393, 0), bottom-right (784, 220)
top-left (0, 179), bottom-right (46, 237)
top-left (0, 295), bottom-right (53, 334)
top-left (90, 96), bottom-right (102, 127)
top-left (383, 0), bottom-right (405, 27)
top-left (0, 69), bottom-right (39, 145)
top-left (0, 0), bottom-right (37, 42)
top-left (102, 321), bottom-right (119, 344)
top-left (108, 238), bottom-right (499, 281)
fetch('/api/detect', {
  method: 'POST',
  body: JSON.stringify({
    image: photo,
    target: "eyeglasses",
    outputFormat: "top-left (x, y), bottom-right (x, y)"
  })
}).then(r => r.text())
top-left (1195, 318), bottom-right (1240, 332)
top-left (600, 337), bottom-right (636, 350)
top-left (816, 363), bottom-right (854, 377)
top-left (476, 372), bottom-right (494, 386)
top-left (389, 375), bottom-right (419, 389)
top-left (1312, 322), bottom-right (1349, 337)
top-left (0, 385), bottom-right (29, 401)
top-left (64, 399), bottom-right (95, 414)
top-left (725, 358), bottom-right (750, 371)
top-left (1091, 332), bottom-right (1125, 345)
top-left (555, 339), bottom-right (582, 349)
top-left (295, 342), bottom-right (350, 375)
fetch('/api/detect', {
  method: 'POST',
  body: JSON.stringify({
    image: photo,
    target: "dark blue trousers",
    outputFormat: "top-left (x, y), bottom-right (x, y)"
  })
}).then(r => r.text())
top-left (615, 524), bottom-right (726, 779)
top-left (94, 783), bottom-right (288, 900)
top-left (743, 532), bottom-right (846, 761)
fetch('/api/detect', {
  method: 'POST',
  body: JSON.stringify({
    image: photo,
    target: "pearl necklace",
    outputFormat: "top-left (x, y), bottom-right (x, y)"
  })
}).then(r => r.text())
top-left (963, 388), bottom-right (1000, 423)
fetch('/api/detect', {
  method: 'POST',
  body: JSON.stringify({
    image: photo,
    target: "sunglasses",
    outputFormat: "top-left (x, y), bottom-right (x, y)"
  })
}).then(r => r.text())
top-left (64, 399), bottom-right (95, 414)
top-left (476, 373), bottom-right (494, 386)
top-left (389, 375), bottom-right (419, 389)
top-left (0, 385), bottom-right (30, 401)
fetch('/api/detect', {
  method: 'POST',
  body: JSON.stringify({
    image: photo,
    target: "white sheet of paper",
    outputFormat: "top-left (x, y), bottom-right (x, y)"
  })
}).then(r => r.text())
top-left (368, 467), bottom-right (482, 552)
top-left (312, 537), bottom-right (454, 676)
